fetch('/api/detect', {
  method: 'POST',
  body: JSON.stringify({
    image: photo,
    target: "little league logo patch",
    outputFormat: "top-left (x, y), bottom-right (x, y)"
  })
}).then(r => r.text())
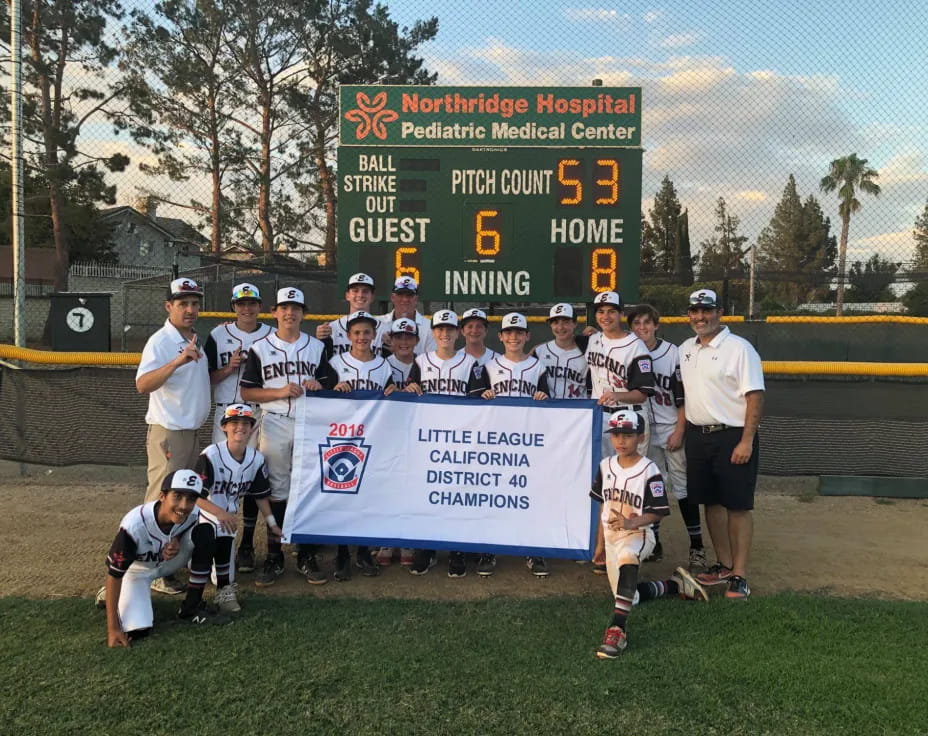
top-left (649, 480), bottom-right (665, 498)
top-left (319, 437), bottom-right (371, 494)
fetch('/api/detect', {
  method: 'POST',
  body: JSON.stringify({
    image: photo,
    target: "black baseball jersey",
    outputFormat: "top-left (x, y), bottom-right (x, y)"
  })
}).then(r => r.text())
top-left (646, 339), bottom-right (685, 425)
top-left (320, 352), bottom-right (395, 391)
top-left (106, 501), bottom-right (202, 578)
top-left (590, 455), bottom-right (670, 544)
top-left (484, 355), bottom-right (550, 397)
top-left (240, 331), bottom-right (327, 417)
top-left (585, 331), bottom-right (656, 406)
top-left (408, 349), bottom-right (490, 396)
top-left (532, 335), bottom-right (590, 399)
top-left (386, 354), bottom-right (415, 389)
top-left (194, 442), bottom-right (271, 514)
top-left (204, 322), bottom-right (273, 404)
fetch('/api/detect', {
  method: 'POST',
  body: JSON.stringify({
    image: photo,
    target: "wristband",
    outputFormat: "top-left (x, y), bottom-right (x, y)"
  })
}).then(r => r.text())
top-left (265, 514), bottom-right (278, 528)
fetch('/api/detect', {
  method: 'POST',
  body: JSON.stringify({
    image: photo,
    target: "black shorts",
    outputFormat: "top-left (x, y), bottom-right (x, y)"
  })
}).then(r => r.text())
top-left (684, 424), bottom-right (759, 511)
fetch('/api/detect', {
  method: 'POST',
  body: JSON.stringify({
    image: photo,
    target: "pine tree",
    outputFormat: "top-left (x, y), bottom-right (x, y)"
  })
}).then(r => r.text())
top-left (641, 175), bottom-right (683, 277)
top-left (698, 197), bottom-right (748, 281)
top-left (846, 254), bottom-right (900, 303)
top-left (913, 199), bottom-right (928, 273)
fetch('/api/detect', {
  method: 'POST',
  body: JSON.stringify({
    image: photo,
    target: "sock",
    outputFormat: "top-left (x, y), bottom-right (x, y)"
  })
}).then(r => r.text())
top-left (678, 497), bottom-right (703, 549)
top-left (652, 521), bottom-right (662, 546)
top-left (184, 523), bottom-right (216, 609)
top-left (337, 544), bottom-right (350, 562)
top-left (267, 500), bottom-right (286, 558)
top-left (214, 536), bottom-right (234, 588)
top-left (636, 578), bottom-right (681, 602)
top-left (240, 495), bottom-right (259, 548)
top-left (611, 564), bottom-right (640, 629)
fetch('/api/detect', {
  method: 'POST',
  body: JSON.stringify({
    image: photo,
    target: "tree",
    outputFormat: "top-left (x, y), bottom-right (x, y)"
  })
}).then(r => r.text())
top-left (698, 197), bottom-right (749, 282)
top-left (674, 208), bottom-right (694, 285)
top-left (641, 175), bottom-right (683, 277)
top-left (756, 175), bottom-right (837, 305)
top-left (1, 0), bottom-right (129, 289)
top-left (846, 254), bottom-right (899, 303)
top-left (913, 199), bottom-right (928, 273)
top-left (820, 153), bottom-right (881, 315)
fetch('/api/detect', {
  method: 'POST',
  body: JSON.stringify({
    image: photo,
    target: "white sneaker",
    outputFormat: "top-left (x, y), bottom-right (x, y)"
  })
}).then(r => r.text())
top-left (673, 566), bottom-right (709, 602)
top-left (214, 583), bottom-right (241, 613)
top-left (95, 585), bottom-right (106, 609)
top-left (151, 576), bottom-right (186, 595)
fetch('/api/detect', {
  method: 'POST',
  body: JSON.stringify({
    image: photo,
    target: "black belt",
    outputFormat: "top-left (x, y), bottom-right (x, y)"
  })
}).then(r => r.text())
top-left (687, 421), bottom-right (737, 434)
top-left (603, 404), bottom-right (643, 413)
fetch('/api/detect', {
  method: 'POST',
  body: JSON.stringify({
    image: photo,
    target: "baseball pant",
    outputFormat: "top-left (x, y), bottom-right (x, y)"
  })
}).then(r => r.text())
top-left (648, 422), bottom-right (687, 500)
top-left (604, 528), bottom-right (655, 597)
top-left (258, 412), bottom-right (295, 502)
top-left (145, 425), bottom-right (200, 503)
top-left (200, 503), bottom-right (238, 585)
top-left (116, 536), bottom-right (195, 632)
top-left (211, 403), bottom-right (263, 446)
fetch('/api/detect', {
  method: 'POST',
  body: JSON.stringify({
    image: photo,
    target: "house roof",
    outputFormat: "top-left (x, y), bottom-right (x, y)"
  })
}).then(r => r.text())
top-left (98, 206), bottom-right (208, 248)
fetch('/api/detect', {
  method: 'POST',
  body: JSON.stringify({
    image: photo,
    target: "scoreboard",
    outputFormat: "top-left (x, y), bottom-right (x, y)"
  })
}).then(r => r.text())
top-left (337, 86), bottom-right (642, 303)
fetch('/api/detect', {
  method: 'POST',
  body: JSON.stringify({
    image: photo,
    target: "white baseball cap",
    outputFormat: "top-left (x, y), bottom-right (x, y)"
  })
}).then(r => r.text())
top-left (460, 308), bottom-right (489, 325)
top-left (592, 291), bottom-right (623, 309)
top-left (688, 288), bottom-right (719, 309)
top-left (547, 303), bottom-right (575, 321)
top-left (221, 403), bottom-right (257, 426)
top-left (348, 273), bottom-right (375, 288)
top-left (604, 410), bottom-right (645, 435)
top-left (273, 287), bottom-right (306, 309)
top-left (168, 277), bottom-right (203, 299)
top-left (500, 312), bottom-right (528, 331)
top-left (346, 310), bottom-right (379, 330)
top-left (391, 317), bottom-right (419, 336)
top-left (392, 275), bottom-right (419, 294)
top-left (160, 469), bottom-right (207, 497)
top-left (231, 283), bottom-right (261, 302)
top-left (431, 309), bottom-right (458, 328)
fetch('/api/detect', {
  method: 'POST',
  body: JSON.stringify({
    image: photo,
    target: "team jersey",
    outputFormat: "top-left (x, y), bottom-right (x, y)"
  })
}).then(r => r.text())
top-left (320, 352), bottom-right (395, 391)
top-left (105, 501), bottom-right (201, 578)
top-left (590, 455), bottom-right (670, 545)
top-left (465, 347), bottom-right (499, 367)
top-left (408, 349), bottom-right (490, 396)
top-left (240, 331), bottom-right (327, 418)
top-left (378, 310), bottom-right (436, 354)
top-left (194, 442), bottom-right (271, 515)
top-left (484, 355), bottom-right (550, 397)
top-left (324, 316), bottom-right (390, 359)
top-left (585, 331), bottom-right (656, 408)
top-left (386, 354), bottom-right (415, 390)
top-left (646, 339), bottom-right (685, 425)
top-left (532, 336), bottom-right (590, 399)
top-left (204, 322), bottom-right (273, 404)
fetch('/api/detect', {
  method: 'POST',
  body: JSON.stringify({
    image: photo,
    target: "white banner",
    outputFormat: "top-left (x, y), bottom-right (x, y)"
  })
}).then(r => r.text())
top-left (282, 392), bottom-right (602, 558)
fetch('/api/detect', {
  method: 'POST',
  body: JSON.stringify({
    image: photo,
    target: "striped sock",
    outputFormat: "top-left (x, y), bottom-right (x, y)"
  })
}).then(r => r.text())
top-left (610, 594), bottom-right (635, 629)
top-left (679, 497), bottom-right (703, 549)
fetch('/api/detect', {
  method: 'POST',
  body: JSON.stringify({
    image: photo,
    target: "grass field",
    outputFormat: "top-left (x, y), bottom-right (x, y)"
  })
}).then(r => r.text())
top-left (2, 592), bottom-right (926, 735)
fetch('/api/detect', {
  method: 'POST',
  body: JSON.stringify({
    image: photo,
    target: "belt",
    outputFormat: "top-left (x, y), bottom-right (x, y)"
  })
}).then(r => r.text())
top-left (688, 421), bottom-right (736, 434)
top-left (603, 404), bottom-right (643, 413)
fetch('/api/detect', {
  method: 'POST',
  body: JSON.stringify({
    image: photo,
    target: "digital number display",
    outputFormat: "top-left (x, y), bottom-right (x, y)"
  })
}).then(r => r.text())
top-left (337, 147), bottom-right (641, 303)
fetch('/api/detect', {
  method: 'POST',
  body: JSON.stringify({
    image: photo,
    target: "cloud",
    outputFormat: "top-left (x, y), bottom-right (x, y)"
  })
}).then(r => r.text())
top-left (735, 190), bottom-right (768, 202)
top-left (643, 10), bottom-right (663, 23)
top-left (657, 32), bottom-right (703, 49)
top-left (563, 7), bottom-right (632, 26)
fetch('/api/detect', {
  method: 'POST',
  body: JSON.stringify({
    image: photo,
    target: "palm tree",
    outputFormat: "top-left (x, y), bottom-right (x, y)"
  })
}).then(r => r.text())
top-left (820, 154), bottom-right (881, 315)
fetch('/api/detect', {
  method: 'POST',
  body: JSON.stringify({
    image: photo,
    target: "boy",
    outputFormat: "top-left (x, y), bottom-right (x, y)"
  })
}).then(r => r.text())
top-left (405, 309), bottom-right (491, 576)
top-left (532, 303), bottom-right (590, 400)
top-left (590, 410), bottom-right (669, 658)
top-left (240, 287), bottom-right (328, 586)
top-left (482, 312), bottom-right (550, 577)
top-left (194, 404), bottom-right (280, 613)
top-left (378, 275), bottom-right (436, 355)
top-left (319, 310), bottom-right (395, 580)
top-left (626, 303), bottom-right (706, 568)
top-left (459, 308), bottom-right (499, 366)
top-left (101, 469), bottom-right (228, 647)
top-left (316, 272), bottom-right (390, 357)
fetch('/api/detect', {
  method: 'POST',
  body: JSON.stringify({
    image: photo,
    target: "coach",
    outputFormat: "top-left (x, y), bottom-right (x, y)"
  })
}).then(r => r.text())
top-left (679, 288), bottom-right (764, 600)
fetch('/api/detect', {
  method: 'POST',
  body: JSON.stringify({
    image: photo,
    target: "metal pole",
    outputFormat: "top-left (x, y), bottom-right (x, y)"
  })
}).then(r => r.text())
top-left (10, 0), bottom-right (26, 347)
top-left (748, 243), bottom-right (756, 318)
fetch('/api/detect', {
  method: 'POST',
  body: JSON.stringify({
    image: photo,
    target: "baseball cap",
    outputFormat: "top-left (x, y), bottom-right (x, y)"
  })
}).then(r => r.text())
top-left (273, 287), bottom-right (306, 309)
top-left (460, 308), bottom-right (489, 326)
top-left (431, 309), bottom-right (458, 328)
top-left (391, 317), bottom-right (419, 336)
top-left (392, 275), bottom-right (418, 294)
top-left (592, 291), bottom-right (623, 310)
top-left (500, 312), bottom-right (528, 331)
top-left (547, 303), bottom-right (575, 321)
top-left (346, 310), bottom-right (379, 330)
top-left (604, 410), bottom-right (645, 435)
top-left (160, 469), bottom-right (207, 498)
top-left (688, 288), bottom-right (719, 309)
top-left (168, 277), bottom-right (203, 300)
top-left (231, 283), bottom-right (261, 303)
top-left (220, 403), bottom-right (257, 426)
top-left (347, 273), bottom-right (375, 289)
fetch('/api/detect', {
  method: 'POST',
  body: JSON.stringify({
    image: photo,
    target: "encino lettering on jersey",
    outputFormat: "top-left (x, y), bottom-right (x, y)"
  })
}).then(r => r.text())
top-left (586, 351), bottom-right (628, 381)
top-left (490, 378), bottom-right (541, 396)
top-left (263, 360), bottom-right (319, 381)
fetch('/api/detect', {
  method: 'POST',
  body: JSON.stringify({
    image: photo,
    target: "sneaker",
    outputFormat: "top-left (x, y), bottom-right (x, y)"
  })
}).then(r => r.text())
top-left (527, 556), bottom-right (550, 578)
top-left (178, 600), bottom-right (232, 626)
top-left (591, 563), bottom-right (607, 575)
top-left (400, 549), bottom-right (415, 567)
top-left (673, 566), bottom-right (709, 602)
top-left (255, 554), bottom-right (284, 587)
top-left (632, 590), bottom-right (640, 606)
top-left (725, 575), bottom-right (751, 600)
top-left (409, 550), bottom-right (436, 576)
top-left (688, 547), bottom-right (708, 570)
top-left (448, 551), bottom-right (467, 578)
top-left (94, 585), bottom-right (106, 609)
top-left (334, 554), bottom-right (352, 582)
top-left (237, 546), bottom-right (256, 574)
top-left (298, 554), bottom-right (328, 585)
top-left (596, 626), bottom-right (627, 659)
top-left (643, 541), bottom-right (663, 563)
top-left (476, 554), bottom-right (497, 577)
top-left (151, 575), bottom-right (186, 595)
top-left (375, 547), bottom-right (394, 566)
top-left (356, 551), bottom-right (380, 577)
top-left (214, 583), bottom-right (241, 613)
top-left (696, 563), bottom-right (733, 586)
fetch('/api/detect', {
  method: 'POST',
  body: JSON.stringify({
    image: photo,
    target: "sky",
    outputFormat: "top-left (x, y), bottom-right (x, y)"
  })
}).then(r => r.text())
top-left (89, 0), bottom-right (928, 267)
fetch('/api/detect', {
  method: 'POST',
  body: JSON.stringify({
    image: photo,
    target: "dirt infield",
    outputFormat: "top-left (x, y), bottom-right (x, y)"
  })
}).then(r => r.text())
top-left (2, 464), bottom-right (926, 602)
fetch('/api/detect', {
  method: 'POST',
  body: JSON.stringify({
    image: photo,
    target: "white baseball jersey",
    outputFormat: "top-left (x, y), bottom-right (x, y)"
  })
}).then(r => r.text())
top-left (379, 310), bottom-right (436, 354)
top-left (466, 347), bottom-right (499, 367)
top-left (194, 442), bottom-right (271, 519)
top-left (408, 349), bottom-right (490, 396)
top-left (204, 322), bottom-right (273, 405)
top-left (586, 331), bottom-right (656, 407)
top-left (240, 331), bottom-right (327, 418)
top-left (590, 455), bottom-right (669, 546)
top-left (533, 339), bottom-right (590, 399)
top-left (484, 355), bottom-right (550, 397)
top-left (646, 339), bottom-right (685, 425)
top-left (325, 316), bottom-right (390, 358)
top-left (321, 352), bottom-right (394, 391)
top-left (106, 501), bottom-right (201, 578)
top-left (386, 355), bottom-right (415, 389)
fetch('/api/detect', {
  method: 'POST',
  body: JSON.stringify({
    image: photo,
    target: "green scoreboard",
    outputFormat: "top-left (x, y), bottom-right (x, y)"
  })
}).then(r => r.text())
top-left (337, 86), bottom-right (642, 303)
